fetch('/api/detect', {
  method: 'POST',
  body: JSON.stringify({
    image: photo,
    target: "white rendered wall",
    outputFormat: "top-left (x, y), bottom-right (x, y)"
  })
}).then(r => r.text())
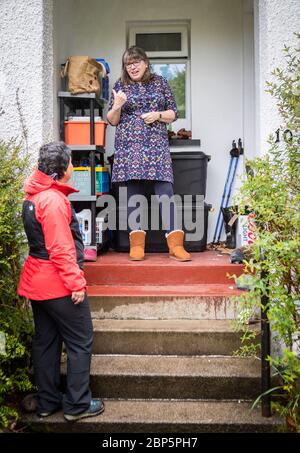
top-left (54, 0), bottom-right (254, 242)
top-left (0, 0), bottom-right (54, 162)
top-left (254, 0), bottom-right (300, 155)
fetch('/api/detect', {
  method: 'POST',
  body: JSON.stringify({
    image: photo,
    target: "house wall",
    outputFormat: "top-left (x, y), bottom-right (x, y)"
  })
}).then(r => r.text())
top-left (54, 0), bottom-right (254, 242)
top-left (254, 0), bottom-right (300, 154)
top-left (0, 0), bottom-right (54, 155)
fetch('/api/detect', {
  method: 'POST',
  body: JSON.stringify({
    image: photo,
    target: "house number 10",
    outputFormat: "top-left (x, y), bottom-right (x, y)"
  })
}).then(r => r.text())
top-left (275, 128), bottom-right (293, 143)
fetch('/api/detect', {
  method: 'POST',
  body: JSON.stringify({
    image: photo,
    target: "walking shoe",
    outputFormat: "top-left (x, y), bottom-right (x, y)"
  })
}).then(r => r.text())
top-left (84, 247), bottom-right (97, 261)
top-left (129, 230), bottom-right (146, 260)
top-left (64, 398), bottom-right (105, 422)
top-left (165, 230), bottom-right (191, 261)
top-left (37, 406), bottom-right (61, 418)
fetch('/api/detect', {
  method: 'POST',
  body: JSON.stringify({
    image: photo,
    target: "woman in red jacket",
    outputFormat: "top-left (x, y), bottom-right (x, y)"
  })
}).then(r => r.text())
top-left (18, 142), bottom-right (104, 421)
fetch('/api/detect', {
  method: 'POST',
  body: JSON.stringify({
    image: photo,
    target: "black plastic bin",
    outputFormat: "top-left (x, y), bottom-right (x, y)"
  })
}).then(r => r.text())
top-left (108, 151), bottom-right (211, 198)
top-left (108, 150), bottom-right (212, 252)
top-left (112, 201), bottom-right (212, 253)
top-left (171, 151), bottom-right (211, 198)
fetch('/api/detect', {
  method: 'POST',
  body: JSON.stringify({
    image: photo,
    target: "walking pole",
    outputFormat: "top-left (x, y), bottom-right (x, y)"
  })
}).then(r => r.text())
top-left (212, 141), bottom-right (236, 244)
top-left (216, 139), bottom-right (243, 242)
top-left (225, 139), bottom-right (243, 208)
top-left (216, 139), bottom-right (243, 241)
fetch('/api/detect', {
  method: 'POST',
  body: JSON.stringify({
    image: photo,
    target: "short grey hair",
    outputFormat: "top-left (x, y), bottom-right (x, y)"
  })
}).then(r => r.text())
top-left (38, 142), bottom-right (71, 180)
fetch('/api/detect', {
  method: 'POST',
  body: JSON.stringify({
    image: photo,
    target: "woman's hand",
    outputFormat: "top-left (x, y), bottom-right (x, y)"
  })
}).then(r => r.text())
top-left (71, 291), bottom-right (85, 305)
top-left (112, 89), bottom-right (127, 111)
top-left (141, 111), bottom-right (160, 124)
top-left (107, 89), bottom-right (126, 126)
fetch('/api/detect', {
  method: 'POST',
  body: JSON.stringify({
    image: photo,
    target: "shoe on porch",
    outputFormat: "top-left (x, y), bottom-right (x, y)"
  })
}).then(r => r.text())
top-left (84, 247), bottom-right (97, 261)
top-left (129, 230), bottom-right (146, 261)
top-left (64, 398), bottom-right (105, 422)
top-left (165, 230), bottom-right (191, 262)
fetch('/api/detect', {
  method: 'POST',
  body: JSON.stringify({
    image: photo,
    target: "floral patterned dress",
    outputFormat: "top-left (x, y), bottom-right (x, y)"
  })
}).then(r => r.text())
top-left (109, 74), bottom-right (177, 184)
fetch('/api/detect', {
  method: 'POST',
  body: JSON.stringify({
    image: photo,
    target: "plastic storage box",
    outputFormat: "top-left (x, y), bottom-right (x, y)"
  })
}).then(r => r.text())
top-left (112, 201), bottom-right (211, 253)
top-left (171, 151), bottom-right (211, 198)
top-left (70, 167), bottom-right (91, 196)
top-left (64, 119), bottom-right (107, 146)
top-left (71, 166), bottom-right (109, 195)
top-left (109, 151), bottom-right (211, 198)
top-left (109, 149), bottom-right (212, 252)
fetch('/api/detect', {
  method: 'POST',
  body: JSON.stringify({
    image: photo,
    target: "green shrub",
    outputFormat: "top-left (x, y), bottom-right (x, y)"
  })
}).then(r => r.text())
top-left (232, 35), bottom-right (300, 430)
top-left (0, 139), bottom-right (34, 430)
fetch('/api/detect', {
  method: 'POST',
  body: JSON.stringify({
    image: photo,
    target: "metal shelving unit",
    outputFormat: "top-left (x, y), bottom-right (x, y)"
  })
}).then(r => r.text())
top-left (68, 195), bottom-right (97, 202)
top-left (58, 91), bottom-right (106, 248)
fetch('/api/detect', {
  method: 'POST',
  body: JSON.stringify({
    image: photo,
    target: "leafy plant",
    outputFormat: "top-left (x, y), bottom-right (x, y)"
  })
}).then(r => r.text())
top-left (251, 351), bottom-right (300, 432)
top-left (231, 35), bottom-right (300, 430)
top-left (0, 139), bottom-right (34, 430)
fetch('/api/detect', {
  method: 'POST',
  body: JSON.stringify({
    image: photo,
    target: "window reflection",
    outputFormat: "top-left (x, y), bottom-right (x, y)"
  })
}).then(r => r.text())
top-left (151, 63), bottom-right (186, 119)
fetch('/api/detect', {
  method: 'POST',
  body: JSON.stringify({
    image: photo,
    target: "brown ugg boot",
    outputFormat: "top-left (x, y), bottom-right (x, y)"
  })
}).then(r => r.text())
top-left (165, 230), bottom-right (191, 261)
top-left (129, 230), bottom-right (146, 261)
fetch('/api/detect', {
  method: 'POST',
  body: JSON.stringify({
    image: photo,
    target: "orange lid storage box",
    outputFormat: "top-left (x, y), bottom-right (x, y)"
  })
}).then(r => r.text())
top-left (64, 120), bottom-right (108, 146)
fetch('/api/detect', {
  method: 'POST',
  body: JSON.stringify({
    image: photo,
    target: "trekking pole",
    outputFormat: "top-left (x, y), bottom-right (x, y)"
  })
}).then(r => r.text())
top-left (224, 138), bottom-right (243, 209)
top-left (212, 141), bottom-right (236, 244)
top-left (216, 139), bottom-right (243, 242)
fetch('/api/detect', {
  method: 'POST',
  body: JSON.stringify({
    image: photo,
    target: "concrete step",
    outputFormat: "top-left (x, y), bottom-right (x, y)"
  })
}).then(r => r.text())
top-left (84, 251), bottom-right (244, 286)
top-left (92, 319), bottom-right (260, 355)
top-left (62, 355), bottom-right (262, 400)
top-left (89, 284), bottom-right (242, 320)
top-left (26, 399), bottom-right (283, 433)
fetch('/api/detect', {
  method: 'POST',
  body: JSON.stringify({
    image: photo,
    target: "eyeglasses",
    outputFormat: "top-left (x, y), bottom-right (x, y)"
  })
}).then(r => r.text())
top-left (125, 60), bottom-right (143, 69)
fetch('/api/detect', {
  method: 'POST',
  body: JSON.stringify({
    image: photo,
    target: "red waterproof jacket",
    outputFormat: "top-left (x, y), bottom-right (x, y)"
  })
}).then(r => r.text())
top-left (18, 169), bottom-right (87, 301)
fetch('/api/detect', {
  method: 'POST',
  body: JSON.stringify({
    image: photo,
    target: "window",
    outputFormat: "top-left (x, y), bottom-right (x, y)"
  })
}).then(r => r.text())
top-left (151, 61), bottom-right (187, 119)
top-left (136, 33), bottom-right (182, 53)
top-left (128, 24), bottom-right (188, 58)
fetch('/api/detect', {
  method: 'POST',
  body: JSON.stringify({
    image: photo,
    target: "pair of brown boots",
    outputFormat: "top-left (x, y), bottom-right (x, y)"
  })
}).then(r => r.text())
top-left (129, 230), bottom-right (191, 261)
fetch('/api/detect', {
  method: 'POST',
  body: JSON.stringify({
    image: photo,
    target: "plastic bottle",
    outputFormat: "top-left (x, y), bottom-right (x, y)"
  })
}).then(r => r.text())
top-left (96, 211), bottom-right (108, 244)
top-left (76, 209), bottom-right (92, 245)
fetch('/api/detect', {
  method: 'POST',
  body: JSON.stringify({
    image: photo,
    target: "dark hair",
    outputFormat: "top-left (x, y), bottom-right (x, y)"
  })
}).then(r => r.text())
top-left (121, 46), bottom-right (154, 84)
top-left (38, 142), bottom-right (71, 180)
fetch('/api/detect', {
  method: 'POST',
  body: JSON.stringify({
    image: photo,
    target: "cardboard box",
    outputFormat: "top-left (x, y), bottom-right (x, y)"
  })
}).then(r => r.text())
top-left (237, 213), bottom-right (257, 247)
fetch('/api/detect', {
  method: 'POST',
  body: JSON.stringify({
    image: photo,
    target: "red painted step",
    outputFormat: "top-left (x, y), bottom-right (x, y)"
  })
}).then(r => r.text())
top-left (87, 284), bottom-right (242, 297)
top-left (84, 251), bottom-right (244, 286)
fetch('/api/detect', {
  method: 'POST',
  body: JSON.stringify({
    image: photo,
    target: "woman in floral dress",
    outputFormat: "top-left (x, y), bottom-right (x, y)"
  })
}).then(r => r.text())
top-left (107, 46), bottom-right (191, 261)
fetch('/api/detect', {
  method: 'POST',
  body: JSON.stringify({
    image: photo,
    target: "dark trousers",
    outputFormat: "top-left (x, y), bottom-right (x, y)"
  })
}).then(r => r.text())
top-left (125, 179), bottom-right (177, 233)
top-left (30, 294), bottom-right (93, 415)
